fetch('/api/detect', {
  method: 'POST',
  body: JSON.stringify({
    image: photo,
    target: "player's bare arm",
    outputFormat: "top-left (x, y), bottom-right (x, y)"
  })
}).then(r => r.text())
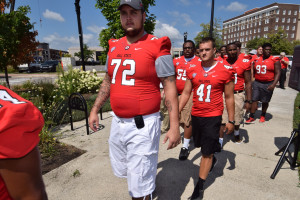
top-left (160, 75), bottom-right (181, 150)
top-left (179, 79), bottom-right (193, 113)
top-left (89, 73), bottom-right (111, 131)
top-left (244, 70), bottom-right (252, 111)
top-left (268, 61), bottom-right (281, 90)
top-left (224, 81), bottom-right (235, 134)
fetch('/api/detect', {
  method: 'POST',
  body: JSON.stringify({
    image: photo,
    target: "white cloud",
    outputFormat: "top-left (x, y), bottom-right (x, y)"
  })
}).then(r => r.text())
top-left (179, 0), bottom-right (191, 6)
top-left (42, 33), bottom-right (99, 51)
top-left (167, 11), bottom-right (195, 26)
top-left (154, 20), bottom-right (183, 47)
top-left (87, 25), bottom-right (105, 34)
top-left (43, 9), bottom-right (65, 22)
top-left (219, 2), bottom-right (247, 12)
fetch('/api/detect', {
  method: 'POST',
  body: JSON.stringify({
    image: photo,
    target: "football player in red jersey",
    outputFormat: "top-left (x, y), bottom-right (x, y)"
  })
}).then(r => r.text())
top-left (279, 52), bottom-right (289, 89)
top-left (0, 86), bottom-right (48, 200)
top-left (174, 40), bottom-right (201, 160)
top-left (88, 1), bottom-right (180, 199)
top-left (246, 43), bottom-right (281, 124)
top-left (179, 37), bottom-right (235, 200)
top-left (219, 43), bottom-right (252, 146)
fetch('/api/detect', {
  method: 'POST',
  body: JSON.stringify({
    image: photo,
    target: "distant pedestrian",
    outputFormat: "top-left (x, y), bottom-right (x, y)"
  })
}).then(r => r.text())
top-left (279, 52), bottom-right (289, 89)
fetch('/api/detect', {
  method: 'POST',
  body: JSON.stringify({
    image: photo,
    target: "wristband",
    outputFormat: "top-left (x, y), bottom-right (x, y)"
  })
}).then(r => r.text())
top-left (245, 100), bottom-right (253, 104)
top-left (228, 120), bottom-right (235, 125)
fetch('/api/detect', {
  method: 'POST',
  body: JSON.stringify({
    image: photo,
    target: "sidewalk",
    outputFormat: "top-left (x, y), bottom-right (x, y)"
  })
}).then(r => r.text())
top-left (43, 86), bottom-right (300, 200)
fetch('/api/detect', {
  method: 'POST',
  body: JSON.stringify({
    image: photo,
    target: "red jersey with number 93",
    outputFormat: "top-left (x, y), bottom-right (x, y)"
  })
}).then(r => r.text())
top-left (254, 55), bottom-right (278, 82)
top-left (186, 62), bottom-right (235, 117)
top-left (107, 34), bottom-right (172, 118)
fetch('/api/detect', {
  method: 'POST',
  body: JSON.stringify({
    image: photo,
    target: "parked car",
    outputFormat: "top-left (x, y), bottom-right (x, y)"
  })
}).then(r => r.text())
top-left (29, 61), bottom-right (41, 72)
top-left (18, 63), bottom-right (29, 72)
top-left (41, 60), bottom-right (60, 72)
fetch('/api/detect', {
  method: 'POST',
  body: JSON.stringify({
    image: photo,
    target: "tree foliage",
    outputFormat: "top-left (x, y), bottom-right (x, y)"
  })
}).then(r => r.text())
top-left (194, 18), bottom-right (223, 49)
top-left (0, 4), bottom-right (38, 72)
top-left (95, 0), bottom-right (156, 64)
top-left (246, 28), bottom-right (299, 55)
top-left (74, 44), bottom-right (94, 62)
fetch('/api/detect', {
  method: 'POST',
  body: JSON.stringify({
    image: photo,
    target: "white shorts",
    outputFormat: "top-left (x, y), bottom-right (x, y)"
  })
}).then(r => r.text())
top-left (109, 112), bottom-right (161, 198)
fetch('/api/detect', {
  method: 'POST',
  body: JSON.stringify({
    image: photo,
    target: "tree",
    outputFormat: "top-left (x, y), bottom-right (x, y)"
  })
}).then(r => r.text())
top-left (246, 28), bottom-right (299, 55)
top-left (194, 18), bottom-right (223, 49)
top-left (95, 0), bottom-right (156, 64)
top-left (0, 3), bottom-right (38, 87)
top-left (74, 44), bottom-right (94, 62)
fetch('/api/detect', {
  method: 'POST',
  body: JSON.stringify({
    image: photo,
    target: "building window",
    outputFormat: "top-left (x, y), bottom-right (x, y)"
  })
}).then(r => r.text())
top-left (246, 31), bottom-right (248, 35)
top-left (250, 30), bottom-right (252, 34)
top-left (264, 27), bottom-right (268, 31)
top-left (283, 10), bottom-right (286, 15)
top-left (258, 28), bottom-right (261, 33)
top-left (264, 34), bottom-right (268, 38)
top-left (246, 37), bottom-right (248, 42)
top-left (247, 24), bottom-right (249, 28)
top-left (255, 22), bottom-right (257, 26)
top-left (286, 26), bottom-right (289, 30)
top-left (292, 26), bottom-right (295, 30)
top-left (281, 25), bottom-right (285, 29)
top-left (287, 18), bottom-right (290, 23)
top-left (294, 10), bottom-right (298, 15)
top-left (237, 33), bottom-right (239, 37)
top-left (276, 17), bottom-right (279, 22)
top-left (259, 21), bottom-right (261, 25)
top-left (276, 9), bottom-right (279, 14)
top-left (254, 29), bottom-right (256, 33)
top-left (224, 36), bottom-right (227, 39)
top-left (288, 10), bottom-right (291, 15)
top-left (258, 35), bottom-right (261, 38)
top-left (293, 18), bottom-right (297, 23)
top-left (265, 19), bottom-right (269, 24)
top-left (291, 33), bottom-right (294, 38)
top-left (249, 36), bottom-right (252, 40)
top-left (282, 18), bottom-right (285, 23)
top-left (253, 36), bottom-right (256, 39)
top-left (237, 27), bottom-right (240, 31)
top-left (234, 33), bottom-right (236, 37)
top-left (266, 12), bottom-right (270, 16)
top-left (275, 25), bottom-right (278, 30)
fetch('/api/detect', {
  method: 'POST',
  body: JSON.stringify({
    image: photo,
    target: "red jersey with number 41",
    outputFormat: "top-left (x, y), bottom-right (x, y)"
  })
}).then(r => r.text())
top-left (254, 56), bottom-right (279, 82)
top-left (174, 56), bottom-right (201, 94)
top-left (223, 57), bottom-right (251, 91)
top-left (186, 62), bottom-right (235, 117)
top-left (106, 34), bottom-right (173, 118)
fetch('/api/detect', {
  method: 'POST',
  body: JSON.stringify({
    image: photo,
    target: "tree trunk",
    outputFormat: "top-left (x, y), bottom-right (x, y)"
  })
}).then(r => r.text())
top-left (4, 66), bottom-right (10, 88)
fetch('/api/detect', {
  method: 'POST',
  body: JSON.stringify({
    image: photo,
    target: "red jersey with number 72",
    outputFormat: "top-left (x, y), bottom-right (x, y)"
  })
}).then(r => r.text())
top-left (254, 55), bottom-right (279, 82)
top-left (174, 56), bottom-right (201, 94)
top-left (186, 62), bottom-right (235, 117)
top-left (106, 34), bottom-right (174, 118)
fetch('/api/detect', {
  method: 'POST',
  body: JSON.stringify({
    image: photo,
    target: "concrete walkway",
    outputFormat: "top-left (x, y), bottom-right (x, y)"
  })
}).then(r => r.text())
top-left (43, 86), bottom-right (300, 200)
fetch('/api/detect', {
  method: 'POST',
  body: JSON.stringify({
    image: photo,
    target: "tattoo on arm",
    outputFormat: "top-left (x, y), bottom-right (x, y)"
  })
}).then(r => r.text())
top-left (161, 76), bottom-right (175, 87)
top-left (92, 74), bottom-right (111, 111)
top-left (165, 99), bottom-right (172, 113)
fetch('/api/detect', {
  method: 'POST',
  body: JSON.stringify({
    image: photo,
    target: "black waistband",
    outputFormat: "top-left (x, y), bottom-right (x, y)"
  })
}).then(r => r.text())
top-left (234, 90), bottom-right (244, 94)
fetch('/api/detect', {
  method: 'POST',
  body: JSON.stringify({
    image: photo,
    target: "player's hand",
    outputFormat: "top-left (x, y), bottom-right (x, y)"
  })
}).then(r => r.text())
top-left (89, 111), bottom-right (99, 132)
top-left (267, 84), bottom-right (276, 91)
top-left (224, 123), bottom-right (234, 135)
top-left (244, 102), bottom-right (251, 112)
top-left (163, 127), bottom-right (181, 150)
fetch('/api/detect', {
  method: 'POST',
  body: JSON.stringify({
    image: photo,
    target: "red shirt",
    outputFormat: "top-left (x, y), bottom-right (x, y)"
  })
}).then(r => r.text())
top-left (254, 56), bottom-right (278, 82)
top-left (280, 57), bottom-right (289, 69)
top-left (0, 86), bottom-right (44, 200)
top-left (223, 57), bottom-right (251, 91)
top-left (106, 34), bottom-right (173, 118)
top-left (174, 56), bottom-right (201, 94)
top-left (186, 62), bottom-right (235, 117)
top-left (215, 56), bottom-right (223, 61)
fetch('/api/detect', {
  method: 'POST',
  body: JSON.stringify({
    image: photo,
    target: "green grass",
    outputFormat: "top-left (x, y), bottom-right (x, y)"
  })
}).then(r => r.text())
top-left (293, 92), bottom-right (300, 186)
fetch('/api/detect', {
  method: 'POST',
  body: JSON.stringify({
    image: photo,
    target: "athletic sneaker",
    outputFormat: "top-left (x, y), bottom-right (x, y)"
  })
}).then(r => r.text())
top-left (179, 147), bottom-right (190, 160)
top-left (210, 156), bottom-right (217, 172)
top-left (189, 190), bottom-right (204, 200)
top-left (245, 117), bottom-right (255, 124)
top-left (234, 135), bottom-right (242, 144)
top-left (259, 116), bottom-right (265, 123)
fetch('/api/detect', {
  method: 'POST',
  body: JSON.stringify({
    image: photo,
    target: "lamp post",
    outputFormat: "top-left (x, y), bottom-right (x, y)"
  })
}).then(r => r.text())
top-left (209, 0), bottom-right (215, 38)
top-left (74, 0), bottom-right (85, 71)
top-left (184, 32), bottom-right (188, 42)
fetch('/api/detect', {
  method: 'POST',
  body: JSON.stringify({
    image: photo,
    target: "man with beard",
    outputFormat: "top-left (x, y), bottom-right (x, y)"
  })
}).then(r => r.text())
top-left (174, 40), bottom-right (201, 160)
top-left (88, 1), bottom-right (180, 200)
top-left (219, 43), bottom-right (252, 147)
top-left (246, 43), bottom-right (281, 123)
top-left (179, 37), bottom-right (235, 199)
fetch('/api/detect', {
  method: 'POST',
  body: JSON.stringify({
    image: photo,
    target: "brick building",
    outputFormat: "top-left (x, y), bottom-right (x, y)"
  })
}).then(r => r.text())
top-left (222, 3), bottom-right (300, 52)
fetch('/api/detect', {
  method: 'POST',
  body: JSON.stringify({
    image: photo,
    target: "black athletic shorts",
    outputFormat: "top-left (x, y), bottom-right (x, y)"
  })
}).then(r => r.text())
top-left (252, 80), bottom-right (274, 102)
top-left (191, 115), bottom-right (222, 155)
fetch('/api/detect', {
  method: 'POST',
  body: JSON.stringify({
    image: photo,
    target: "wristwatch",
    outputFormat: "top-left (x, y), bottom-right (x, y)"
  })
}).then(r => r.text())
top-left (228, 120), bottom-right (235, 125)
top-left (245, 100), bottom-right (253, 104)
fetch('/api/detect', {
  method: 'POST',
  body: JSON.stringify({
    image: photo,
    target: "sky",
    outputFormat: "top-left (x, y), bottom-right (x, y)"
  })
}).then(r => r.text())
top-left (13, 0), bottom-right (300, 51)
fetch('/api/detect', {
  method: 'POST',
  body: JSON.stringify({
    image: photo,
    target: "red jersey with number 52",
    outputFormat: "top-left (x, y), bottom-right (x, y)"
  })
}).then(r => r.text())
top-left (223, 57), bottom-right (251, 91)
top-left (174, 56), bottom-right (201, 94)
top-left (254, 56), bottom-right (278, 82)
top-left (107, 34), bottom-right (173, 118)
top-left (186, 62), bottom-right (235, 117)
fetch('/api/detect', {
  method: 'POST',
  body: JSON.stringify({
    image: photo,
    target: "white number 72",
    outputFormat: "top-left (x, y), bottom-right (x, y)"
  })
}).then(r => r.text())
top-left (111, 59), bottom-right (136, 86)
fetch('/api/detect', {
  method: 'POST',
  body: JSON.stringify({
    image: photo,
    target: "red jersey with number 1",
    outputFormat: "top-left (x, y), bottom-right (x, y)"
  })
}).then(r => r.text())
top-left (186, 62), bottom-right (235, 117)
top-left (174, 56), bottom-right (201, 94)
top-left (223, 57), bottom-right (251, 91)
top-left (107, 34), bottom-right (173, 118)
top-left (254, 56), bottom-right (279, 82)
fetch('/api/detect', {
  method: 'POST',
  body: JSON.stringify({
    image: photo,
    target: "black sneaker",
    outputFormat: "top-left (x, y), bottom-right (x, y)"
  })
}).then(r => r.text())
top-left (234, 135), bottom-right (242, 144)
top-left (189, 189), bottom-right (204, 200)
top-left (209, 156), bottom-right (217, 172)
top-left (179, 147), bottom-right (190, 160)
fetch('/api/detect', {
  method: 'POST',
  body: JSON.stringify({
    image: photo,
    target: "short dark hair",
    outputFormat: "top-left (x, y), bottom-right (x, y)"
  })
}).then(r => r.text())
top-left (234, 41), bottom-right (241, 48)
top-left (200, 37), bottom-right (216, 48)
top-left (183, 40), bottom-right (195, 49)
top-left (219, 45), bottom-right (226, 51)
top-left (262, 43), bottom-right (272, 49)
top-left (226, 42), bottom-right (237, 49)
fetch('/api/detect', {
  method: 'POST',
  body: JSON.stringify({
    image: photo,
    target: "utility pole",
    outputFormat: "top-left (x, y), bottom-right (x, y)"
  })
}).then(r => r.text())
top-left (209, 0), bottom-right (215, 38)
top-left (184, 32), bottom-right (188, 42)
top-left (74, 0), bottom-right (85, 71)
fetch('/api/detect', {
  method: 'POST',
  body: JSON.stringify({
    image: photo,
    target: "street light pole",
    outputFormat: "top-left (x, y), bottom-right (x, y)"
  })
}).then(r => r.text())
top-left (209, 0), bottom-right (215, 38)
top-left (74, 0), bottom-right (85, 71)
top-left (184, 32), bottom-right (188, 42)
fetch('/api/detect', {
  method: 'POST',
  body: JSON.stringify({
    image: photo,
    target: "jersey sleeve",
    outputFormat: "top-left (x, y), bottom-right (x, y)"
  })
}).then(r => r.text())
top-left (155, 37), bottom-right (174, 77)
